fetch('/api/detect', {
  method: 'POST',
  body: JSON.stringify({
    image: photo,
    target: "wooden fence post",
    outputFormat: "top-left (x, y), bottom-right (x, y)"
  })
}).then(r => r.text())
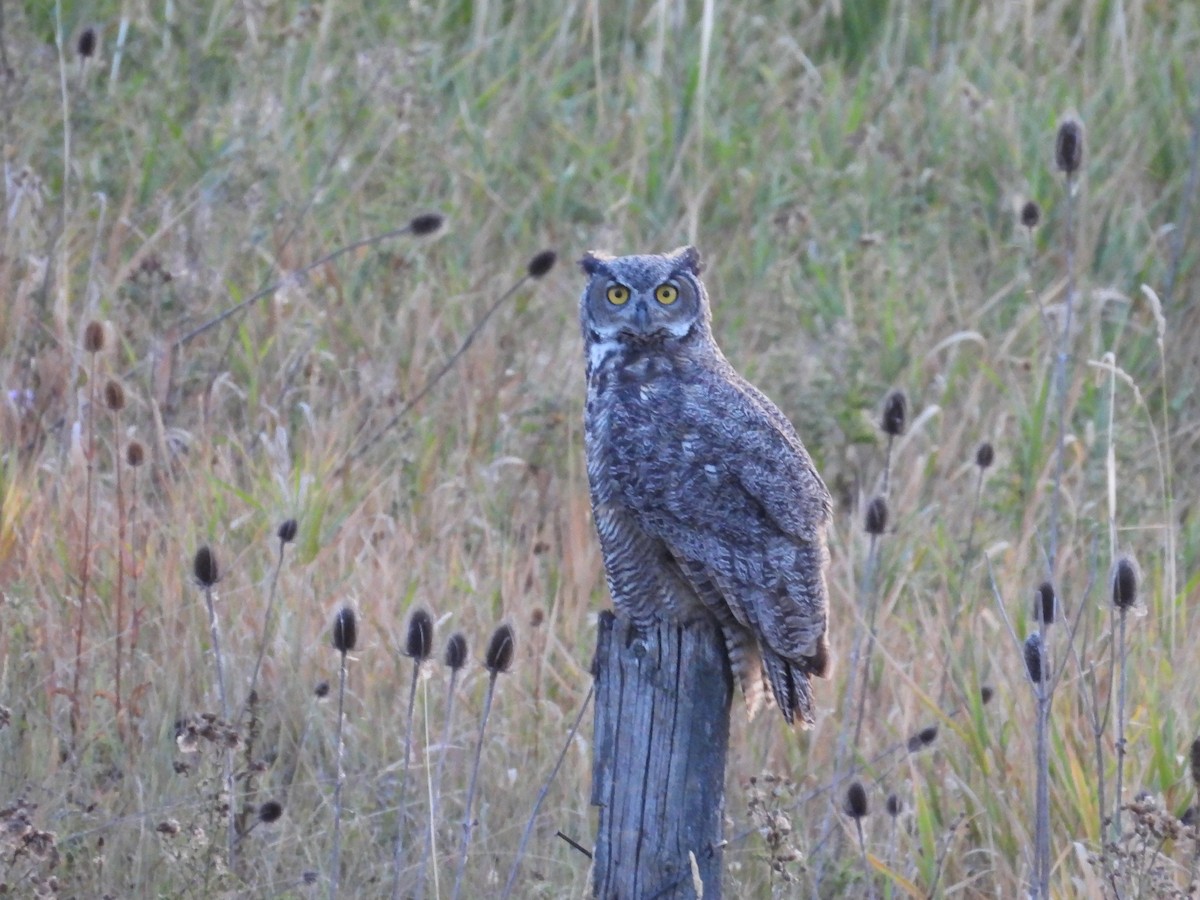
top-left (591, 610), bottom-right (732, 899)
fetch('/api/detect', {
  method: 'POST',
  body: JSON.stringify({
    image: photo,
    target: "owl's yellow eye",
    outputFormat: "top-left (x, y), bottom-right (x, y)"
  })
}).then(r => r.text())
top-left (655, 284), bottom-right (679, 305)
top-left (606, 284), bottom-right (630, 305)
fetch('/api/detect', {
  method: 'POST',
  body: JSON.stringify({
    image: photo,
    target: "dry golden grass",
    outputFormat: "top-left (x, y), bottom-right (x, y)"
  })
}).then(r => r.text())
top-left (1, 0), bottom-right (1199, 896)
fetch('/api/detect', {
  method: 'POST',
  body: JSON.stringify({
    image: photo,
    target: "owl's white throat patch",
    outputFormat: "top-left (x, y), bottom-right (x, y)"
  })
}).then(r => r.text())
top-left (588, 338), bottom-right (623, 372)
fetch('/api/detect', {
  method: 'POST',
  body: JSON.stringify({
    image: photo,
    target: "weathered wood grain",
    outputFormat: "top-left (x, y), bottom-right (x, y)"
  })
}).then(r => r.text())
top-left (591, 611), bottom-right (732, 899)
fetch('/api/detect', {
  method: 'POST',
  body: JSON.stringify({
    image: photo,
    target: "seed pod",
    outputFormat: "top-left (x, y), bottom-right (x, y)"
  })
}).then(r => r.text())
top-left (277, 518), bottom-right (298, 543)
top-left (527, 250), bottom-right (557, 279)
top-left (1190, 737), bottom-right (1200, 790)
top-left (77, 27), bottom-right (97, 58)
top-left (1020, 201), bottom-right (1041, 229)
top-left (193, 546), bottom-right (219, 587)
top-left (980, 685), bottom-right (995, 705)
top-left (1111, 556), bottom-right (1140, 610)
top-left (845, 781), bottom-right (869, 819)
top-left (444, 632), bottom-right (468, 671)
top-left (1056, 115), bottom-right (1084, 174)
top-left (881, 390), bottom-right (907, 437)
top-left (332, 606), bottom-right (358, 654)
top-left (258, 801), bottom-right (283, 823)
top-left (409, 213), bottom-right (444, 235)
top-left (1035, 581), bottom-right (1056, 625)
top-left (84, 321), bottom-right (105, 353)
top-left (975, 442), bottom-right (995, 469)
top-left (484, 623), bottom-right (515, 674)
top-left (1023, 633), bottom-right (1044, 684)
top-left (864, 496), bottom-right (888, 536)
top-left (885, 794), bottom-right (903, 817)
top-left (104, 379), bottom-right (126, 411)
top-left (126, 441), bottom-right (145, 467)
top-left (314, 681), bottom-right (330, 699)
top-left (404, 607), bottom-right (434, 661)
top-left (907, 725), bottom-right (938, 752)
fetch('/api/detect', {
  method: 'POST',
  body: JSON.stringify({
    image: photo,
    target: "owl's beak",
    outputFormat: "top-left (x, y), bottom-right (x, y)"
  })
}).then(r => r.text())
top-left (633, 300), bottom-right (651, 333)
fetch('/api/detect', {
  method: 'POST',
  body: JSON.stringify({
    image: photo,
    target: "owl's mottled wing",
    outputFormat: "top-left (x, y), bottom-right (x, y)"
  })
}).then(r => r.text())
top-left (609, 368), bottom-right (831, 715)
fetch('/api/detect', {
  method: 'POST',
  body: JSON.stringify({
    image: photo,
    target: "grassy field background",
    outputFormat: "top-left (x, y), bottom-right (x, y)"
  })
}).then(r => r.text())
top-left (1, 0), bottom-right (1199, 896)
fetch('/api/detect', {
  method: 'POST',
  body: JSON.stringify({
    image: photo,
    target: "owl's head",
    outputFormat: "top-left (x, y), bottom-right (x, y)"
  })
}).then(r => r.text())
top-left (578, 246), bottom-right (711, 346)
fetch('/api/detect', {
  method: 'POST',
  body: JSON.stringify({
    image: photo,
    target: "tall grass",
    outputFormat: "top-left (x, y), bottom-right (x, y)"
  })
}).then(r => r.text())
top-left (0, 0), bottom-right (1197, 896)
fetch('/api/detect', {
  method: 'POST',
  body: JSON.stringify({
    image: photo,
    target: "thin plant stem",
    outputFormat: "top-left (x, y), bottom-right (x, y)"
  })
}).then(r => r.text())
top-left (343, 273), bottom-right (533, 470)
top-left (390, 658), bottom-right (422, 900)
top-left (816, 513), bottom-right (884, 896)
top-left (1086, 664), bottom-right (1109, 850)
top-left (938, 464), bottom-right (987, 705)
top-left (854, 818), bottom-right (875, 900)
top-left (451, 674), bottom-right (498, 900)
top-left (1033, 640), bottom-right (1052, 898)
top-left (245, 541), bottom-right (288, 710)
top-left (70, 351), bottom-right (98, 743)
top-left (202, 584), bottom-right (230, 719)
top-left (414, 664), bottom-right (463, 899)
top-left (852, 533), bottom-right (882, 749)
top-left (112, 406), bottom-right (125, 741)
top-left (127, 460), bottom-right (141, 701)
top-left (1114, 607), bottom-right (1129, 845)
top-left (502, 683), bottom-right (595, 899)
top-left (330, 650), bottom-right (350, 900)
top-left (1049, 169), bottom-right (1077, 575)
top-left (202, 581), bottom-right (235, 870)
top-left (881, 434), bottom-right (895, 498)
top-left (175, 223), bottom-right (429, 353)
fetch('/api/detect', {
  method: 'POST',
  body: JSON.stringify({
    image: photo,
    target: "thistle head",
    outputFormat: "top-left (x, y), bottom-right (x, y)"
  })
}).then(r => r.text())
top-left (485, 624), bottom-right (515, 675)
top-left (404, 607), bottom-right (434, 662)
top-left (332, 606), bottom-right (358, 654)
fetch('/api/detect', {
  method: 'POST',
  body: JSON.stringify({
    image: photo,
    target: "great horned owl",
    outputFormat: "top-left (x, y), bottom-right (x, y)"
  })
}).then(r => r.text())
top-left (580, 245), bottom-right (832, 726)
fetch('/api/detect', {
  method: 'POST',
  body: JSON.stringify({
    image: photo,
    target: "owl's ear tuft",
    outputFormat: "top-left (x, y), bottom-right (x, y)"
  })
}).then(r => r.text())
top-left (669, 245), bottom-right (703, 275)
top-left (580, 251), bottom-right (612, 277)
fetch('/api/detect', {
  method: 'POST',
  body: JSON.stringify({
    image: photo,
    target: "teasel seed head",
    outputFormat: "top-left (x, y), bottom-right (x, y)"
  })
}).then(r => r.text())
top-left (886, 794), bottom-right (903, 817)
top-left (314, 681), bottom-right (330, 699)
top-left (980, 684), bottom-right (995, 705)
top-left (484, 623), bottom-right (515, 675)
top-left (103, 379), bottom-right (126, 411)
top-left (1111, 555), bottom-right (1140, 611)
top-left (193, 545), bottom-right (219, 587)
top-left (1020, 200), bottom-right (1041, 229)
top-left (444, 632), bottom-right (468, 671)
top-left (409, 212), bottom-right (444, 236)
top-left (77, 27), bottom-right (97, 58)
top-left (126, 440), bottom-right (145, 467)
top-left (404, 607), bottom-right (434, 662)
top-left (527, 250), bottom-right (557, 279)
top-left (529, 607), bottom-right (545, 628)
top-left (1035, 581), bottom-right (1057, 626)
top-left (845, 781), bottom-right (869, 819)
top-left (83, 321), bottom-right (105, 353)
top-left (258, 801), bottom-right (283, 823)
top-left (1190, 737), bottom-right (1200, 790)
top-left (277, 518), bottom-right (298, 544)
top-left (1023, 633), bottom-right (1044, 684)
top-left (907, 724), bottom-right (939, 753)
top-left (1056, 115), bottom-right (1084, 174)
top-left (975, 442), bottom-right (995, 469)
top-left (864, 496), bottom-right (888, 536)
top-left (881, 389), bottom-right (907, 437)
top-left (332, 606), bottom-right (358, 654)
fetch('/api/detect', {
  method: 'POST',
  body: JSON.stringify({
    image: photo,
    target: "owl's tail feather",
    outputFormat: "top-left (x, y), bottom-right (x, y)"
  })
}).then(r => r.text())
top-left (762, 648), bottom-right (816, 728)
top-left (718, 621), bottom-right (768, 719)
